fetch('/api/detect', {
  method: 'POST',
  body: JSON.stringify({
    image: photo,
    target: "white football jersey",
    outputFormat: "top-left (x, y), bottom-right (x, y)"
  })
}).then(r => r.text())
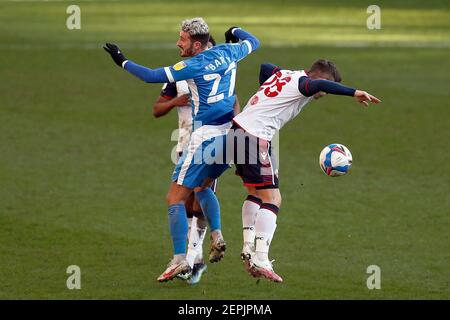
top-left (165, 81), bottom-right (192, 153)
top-left (233, 70), bottom-right (313, 141)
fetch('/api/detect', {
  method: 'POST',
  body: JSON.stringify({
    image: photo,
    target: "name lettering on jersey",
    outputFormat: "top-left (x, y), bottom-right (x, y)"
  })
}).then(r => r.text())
top-left (204, 56), bottom-right (232, 71)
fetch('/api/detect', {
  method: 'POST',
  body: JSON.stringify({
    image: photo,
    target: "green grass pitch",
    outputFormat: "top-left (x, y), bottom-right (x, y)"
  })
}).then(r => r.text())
top-left (0, 0), bottom-right (449, 299)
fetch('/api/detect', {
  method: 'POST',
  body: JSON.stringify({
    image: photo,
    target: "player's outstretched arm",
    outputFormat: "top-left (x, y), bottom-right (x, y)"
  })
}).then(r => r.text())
top-left (298, 77), bottom-right (381, 106)
top-left (104, 43), bottom-right (170, 83)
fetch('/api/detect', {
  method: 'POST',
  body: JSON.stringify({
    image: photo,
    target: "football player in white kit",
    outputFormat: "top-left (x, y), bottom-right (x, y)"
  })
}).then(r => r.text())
top-left (230, 59), bottom-right (381, 282)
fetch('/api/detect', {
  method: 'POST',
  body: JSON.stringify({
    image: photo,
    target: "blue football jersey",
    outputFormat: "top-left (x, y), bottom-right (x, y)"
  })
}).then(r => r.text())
top-left (163, 42), bottom-right (254, 126)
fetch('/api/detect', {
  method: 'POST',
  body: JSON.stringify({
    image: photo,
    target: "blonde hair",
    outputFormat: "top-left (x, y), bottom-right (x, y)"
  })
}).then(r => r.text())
top-left (181, 17), bottom-right (209, 36)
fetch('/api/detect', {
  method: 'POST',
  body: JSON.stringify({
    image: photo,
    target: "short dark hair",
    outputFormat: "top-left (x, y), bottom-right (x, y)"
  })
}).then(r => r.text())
top-left (208, 35), bottom-right (216, 46)
top-left (309, 59), bottom-right (342, 82)
top-left (190, 33), bottom-right (211, 47)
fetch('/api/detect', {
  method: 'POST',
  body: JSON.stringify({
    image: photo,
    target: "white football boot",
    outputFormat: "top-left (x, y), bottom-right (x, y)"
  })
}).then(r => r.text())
top-left (209, 232), bottom-right (227, 263)
top-left (157, 257), bottom-right (191, 282)
top-left (241, 242), bottom-right (260, 277)
top-left (249, 255), bottom-right (283, 283)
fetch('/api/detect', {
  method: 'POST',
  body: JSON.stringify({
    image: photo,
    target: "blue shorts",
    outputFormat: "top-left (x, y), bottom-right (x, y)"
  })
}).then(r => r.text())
top-left (172, 123), bottom-right (232, 189)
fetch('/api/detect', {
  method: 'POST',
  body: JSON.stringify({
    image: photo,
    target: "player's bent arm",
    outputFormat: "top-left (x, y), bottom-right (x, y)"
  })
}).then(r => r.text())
top-left (152, 96), bottom-right (176, 118)
top-left (259, 63), bottom-right (281, 85)
top-left (153, 94), bottom-right (190, 118)
top-left (231, 28), bottom-right (260, 52)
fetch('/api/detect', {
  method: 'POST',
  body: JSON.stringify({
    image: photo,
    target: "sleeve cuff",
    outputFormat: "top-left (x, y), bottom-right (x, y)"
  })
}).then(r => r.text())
top-left (122, 60), bottom-right (128, 68)
top-left (164, 67), bottom-right (175, 83)
top-left (243, 40), bottom-right (252, 54)
top-left (231, 27), bottom-right (241, 35)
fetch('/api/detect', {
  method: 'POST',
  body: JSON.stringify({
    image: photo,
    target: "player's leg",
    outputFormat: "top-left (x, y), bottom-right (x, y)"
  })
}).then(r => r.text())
top-left (186, 211), bottom-right (208, 285)
top-left (158, 133), bottom-right (205, 282)
top-left (241, 186), bottom-right (262, 260)
top-left (186, 178), bottom-right (219, 284)
top-left (234, 132), bottom-right (283, 282)
top-left (157, 182), bottom-right (194, 282)
top-left (185, 193), bottom-right (205, 268)
top-left (191, 195), bottom-right (208, 267)
top-left (173, 193), bottom-right (202, 281)
top-left (194, 178), bottom-right (227, 263)
top-left (250, 186), bottom-right (283, 283)
top-left (159, 124), bottom-right (229, 281)
top-left (184, 193), bottom-right (208, 282)
top-left (235, 185), bottom-right (262, 277)
top-left (179, 125), bottom-right (230, 265)
top-left (232, 125), bottom-right (265, 265)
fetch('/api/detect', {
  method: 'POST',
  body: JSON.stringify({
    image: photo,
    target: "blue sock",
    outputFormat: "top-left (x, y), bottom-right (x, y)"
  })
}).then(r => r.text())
top-left (168, 204), bottom-right (188, 255)
top-left (196, 188), bottom-right (221, 231)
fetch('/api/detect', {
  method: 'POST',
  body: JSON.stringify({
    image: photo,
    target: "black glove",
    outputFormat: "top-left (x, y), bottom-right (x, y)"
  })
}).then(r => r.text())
top-left (103, 43), bottom-right (127, 67)
top-left (224, 26), bottom-right (240, 43)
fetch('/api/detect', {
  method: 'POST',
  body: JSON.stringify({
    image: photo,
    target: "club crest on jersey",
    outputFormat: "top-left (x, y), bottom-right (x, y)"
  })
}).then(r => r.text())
top-left (173, 61), bottom-right (187, 71)
top-left (250, 95), bottom-right (259, 105)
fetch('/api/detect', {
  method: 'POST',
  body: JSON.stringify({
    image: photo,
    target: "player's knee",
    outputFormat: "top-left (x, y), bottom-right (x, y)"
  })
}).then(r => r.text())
top-left (166, 191), bottom-right (184, 206)
top-left (258, 189), bottom-right (282, 207)
top-left (192, 198), bottom-right (202, 213)
top-left (184, 193), bottom-right (195, 211)
top-left (275, 193), bottom-right (282, 207)
top-left (246, 186), bottom-right (258, 197)
top-left (269, 194), bottom-right (282, 207)
top-left (165, 192), bottom-right (173, 205)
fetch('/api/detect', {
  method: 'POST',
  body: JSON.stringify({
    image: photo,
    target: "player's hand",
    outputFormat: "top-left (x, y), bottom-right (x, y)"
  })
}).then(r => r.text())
top-left (225, 26), bottom-right (240, 43)
top-left (354, 90), bottom-right (381, 107)
top-left (171, 94), bottom-right (191, 106)
top-left (103, 43), bottom-right (127, 67)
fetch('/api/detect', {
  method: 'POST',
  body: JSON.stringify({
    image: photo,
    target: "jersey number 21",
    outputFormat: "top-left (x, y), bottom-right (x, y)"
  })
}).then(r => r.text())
top-left (203, 62), bottom-right (237, 103)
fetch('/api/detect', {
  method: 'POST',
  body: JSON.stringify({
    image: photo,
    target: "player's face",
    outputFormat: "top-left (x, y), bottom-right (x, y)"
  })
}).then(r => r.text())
top-left (176, 31), bottom-right (192, 57)
top-left (176, 31), bottom-right (200, 57)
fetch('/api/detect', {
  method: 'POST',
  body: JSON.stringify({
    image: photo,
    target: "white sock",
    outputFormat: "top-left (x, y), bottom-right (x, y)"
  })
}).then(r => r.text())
top-left (187, 217), bottom-right (192, 239)
top-left (255, 206), bottom-right (278, 262)
top-left (194, 217), bottom-right (207, 264)
top-left (242, 196), bottom-right (261, 246)
top-left (186, 217), bottom-right (208, 268)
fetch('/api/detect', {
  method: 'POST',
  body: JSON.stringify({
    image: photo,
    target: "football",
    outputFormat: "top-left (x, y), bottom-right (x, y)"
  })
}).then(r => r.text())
top-left (319, 144), bottom-right (353, 176)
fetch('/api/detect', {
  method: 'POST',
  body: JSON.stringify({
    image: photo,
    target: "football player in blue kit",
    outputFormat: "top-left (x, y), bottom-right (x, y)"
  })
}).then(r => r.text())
top-left (104, 17), bottom-right (259, 282)
top-left (153, 35), bottom-right (240, 285)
